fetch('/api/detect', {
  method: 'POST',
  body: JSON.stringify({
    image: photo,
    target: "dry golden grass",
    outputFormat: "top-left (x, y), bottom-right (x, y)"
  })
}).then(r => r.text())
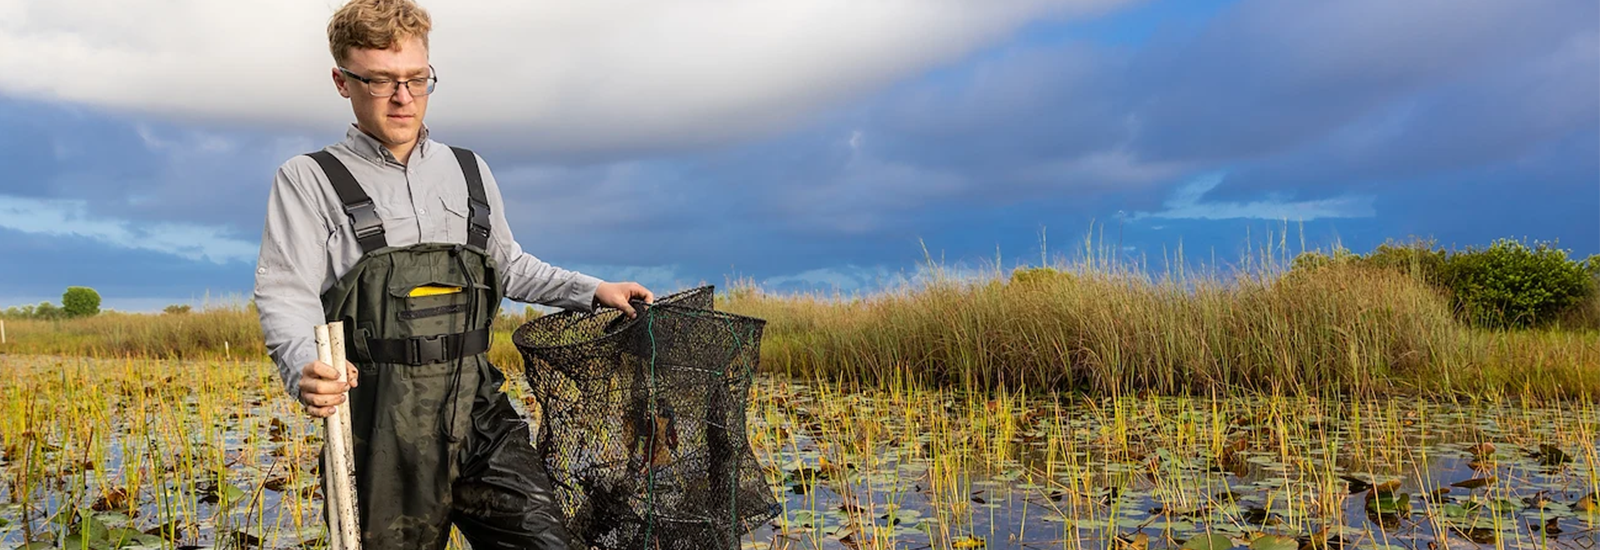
top-left (0, 305), bottom-right (262, 359)
top-left (719, 261), bottom-right (1598, 400)
top-left (2, 255), bottom-right (1595, 400)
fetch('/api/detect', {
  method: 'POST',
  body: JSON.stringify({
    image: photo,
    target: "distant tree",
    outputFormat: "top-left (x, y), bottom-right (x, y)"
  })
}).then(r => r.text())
top-left (164, 304), bottom-right (193, 315)
top-left (62, 286), bottom-right (102, 317)
top-left (34, 301), bottom-right (61, 320)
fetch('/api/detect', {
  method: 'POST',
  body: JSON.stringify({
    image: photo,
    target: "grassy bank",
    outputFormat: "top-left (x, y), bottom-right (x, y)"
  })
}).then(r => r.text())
top-left (719, 260), bottom-right (1599, 400)
top-left (2, 257), bottom-right (1596, 400)
top-left (0, 306), bottom-right (264, 359)
top-left (0, 304), bottom-right (537, 366)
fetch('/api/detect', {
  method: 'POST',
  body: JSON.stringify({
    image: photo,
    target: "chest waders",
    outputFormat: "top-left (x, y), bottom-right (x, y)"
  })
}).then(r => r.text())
top-left (308, 148), bottom-right (578, 550)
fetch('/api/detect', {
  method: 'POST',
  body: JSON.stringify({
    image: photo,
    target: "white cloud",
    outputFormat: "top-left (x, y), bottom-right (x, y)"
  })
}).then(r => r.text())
top-left (564, 263), bottom-right (698, 295)
top-left (1131, 172), bottom-right (1376, 222)
top-left (758, 259), bottom-right (1005, 296)
top-left (0, 194), bottom-right (257, 264)
top-left (0, 0), bottom-right (1128, 155)
top-left (762, 265), bottom-right (893, 293)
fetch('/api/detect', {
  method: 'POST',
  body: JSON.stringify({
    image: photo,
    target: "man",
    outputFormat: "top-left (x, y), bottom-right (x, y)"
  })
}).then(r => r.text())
top-left (252, 0), bottom-right (653, 547)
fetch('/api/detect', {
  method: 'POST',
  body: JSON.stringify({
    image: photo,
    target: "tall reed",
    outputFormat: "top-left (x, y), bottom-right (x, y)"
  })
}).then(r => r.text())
top-left (3, 238), bottom-right (1595, 399)
top-left (720, 256), bottom-right (1598, 400)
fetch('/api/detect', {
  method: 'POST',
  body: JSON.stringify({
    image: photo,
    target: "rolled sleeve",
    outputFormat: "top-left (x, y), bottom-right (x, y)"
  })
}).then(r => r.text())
top-left (253, 159), bottom-right (332, 400)
top-left (470, 153), bottom-right (605, 311)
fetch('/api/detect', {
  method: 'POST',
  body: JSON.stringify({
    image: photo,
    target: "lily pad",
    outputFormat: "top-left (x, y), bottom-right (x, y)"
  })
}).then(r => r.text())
top-left (1449, 476), bottom-right (1495, 490)
top-left (1366, 492), bottom-right (1411, 515)
top-left (1181, 533), bottom-right (1235, 550)
top-left (1249, 534), bottom-right (1298, 550)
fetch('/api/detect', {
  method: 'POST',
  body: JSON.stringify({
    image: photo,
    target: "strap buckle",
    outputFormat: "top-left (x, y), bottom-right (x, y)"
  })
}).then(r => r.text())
top-left (407, 334), bottom-right (447, 366)
top-left (467, 198), bottom-right (492, 243)
top-left (345, 199), bottom-right (385, 241)
top-left (369, 329), bottom-right (488, 366)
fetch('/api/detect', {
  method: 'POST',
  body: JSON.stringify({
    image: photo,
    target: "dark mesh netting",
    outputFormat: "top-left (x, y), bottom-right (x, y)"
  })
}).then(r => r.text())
top-left (513, 286), bottom-right (780, 549)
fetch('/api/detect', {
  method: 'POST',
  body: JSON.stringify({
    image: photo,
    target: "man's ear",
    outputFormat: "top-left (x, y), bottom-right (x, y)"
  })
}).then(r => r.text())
top-left (332, 67), bottom-right (351, 98)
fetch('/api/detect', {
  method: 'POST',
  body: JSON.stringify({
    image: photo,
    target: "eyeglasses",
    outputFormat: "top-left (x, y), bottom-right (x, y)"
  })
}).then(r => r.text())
top-left (338, 65), bottom-right (438, 97)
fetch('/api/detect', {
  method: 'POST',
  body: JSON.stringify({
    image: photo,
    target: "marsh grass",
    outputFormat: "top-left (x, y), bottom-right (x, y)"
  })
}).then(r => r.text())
top-left (0, 355), bottom-right (319, 549)
top-left (0, 355), bottom-right (493, 550)
top-left (3, 356), bottom-right (1596, 549)
top-left (0, 306), bottom-right (262, 360)
top-left (1, 232), bottom-right (1595, 400)
top-left (719, 247), bottom-right (1599, 400)
top-left (0, 305), bottom-right (529, 378)
top-left (746, 376), bottom-right (1600, 550)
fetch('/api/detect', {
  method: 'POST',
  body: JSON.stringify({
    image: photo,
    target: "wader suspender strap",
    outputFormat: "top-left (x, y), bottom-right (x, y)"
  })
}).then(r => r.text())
top-left (450, 146), bottom-right (493, 251)
top-left (306, 147), bottom-right (498, 366)
top-left (308, 150), bottom-right (389, 253)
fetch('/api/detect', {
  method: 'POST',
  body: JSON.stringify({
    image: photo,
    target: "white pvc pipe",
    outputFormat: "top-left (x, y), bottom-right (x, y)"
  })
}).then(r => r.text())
top-left (317, 322), bottom-right (362, 550)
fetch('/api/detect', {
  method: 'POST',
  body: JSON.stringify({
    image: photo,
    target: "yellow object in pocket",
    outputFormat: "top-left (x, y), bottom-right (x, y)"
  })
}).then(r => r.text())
top-left (408, 285), bottom-right (463, 297)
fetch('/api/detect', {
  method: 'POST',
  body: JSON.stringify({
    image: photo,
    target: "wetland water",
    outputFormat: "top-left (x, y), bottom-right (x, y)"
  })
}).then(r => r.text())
top-left (1, 356), bottom-right (1596, 549)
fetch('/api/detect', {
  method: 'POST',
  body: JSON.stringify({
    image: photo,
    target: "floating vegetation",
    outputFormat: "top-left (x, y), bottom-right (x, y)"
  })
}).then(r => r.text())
top-left (744, 380), bottom-right (1600, 549)
top-left (2, 356), bottom-right (1597, 549)
top-left (0, 356), bottom-right (328, 550)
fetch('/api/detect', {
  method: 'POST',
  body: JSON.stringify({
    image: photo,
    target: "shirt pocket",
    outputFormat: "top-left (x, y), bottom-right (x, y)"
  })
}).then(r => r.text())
top-left (438, 194), bottom-right (469, 243)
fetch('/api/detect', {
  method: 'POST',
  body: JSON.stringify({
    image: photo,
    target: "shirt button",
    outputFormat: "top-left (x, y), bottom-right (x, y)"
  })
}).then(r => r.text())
top-left (419, 208), bottom-right (428, 215)
top-left (258, 267), bottom-right (267, 274)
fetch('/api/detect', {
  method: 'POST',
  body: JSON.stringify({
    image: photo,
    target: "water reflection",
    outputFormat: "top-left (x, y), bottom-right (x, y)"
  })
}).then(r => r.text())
top-left (1, 358), bottom-right (1596, 550)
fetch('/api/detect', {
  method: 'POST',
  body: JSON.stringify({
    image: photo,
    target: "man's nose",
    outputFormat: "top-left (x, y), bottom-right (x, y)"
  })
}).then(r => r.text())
top-left (390, 85), bottom-right (415, 105)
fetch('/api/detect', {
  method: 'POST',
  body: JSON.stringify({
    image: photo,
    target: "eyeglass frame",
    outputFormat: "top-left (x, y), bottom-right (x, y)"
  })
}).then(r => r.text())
top-left (338, 64), bottom-right (438, 97)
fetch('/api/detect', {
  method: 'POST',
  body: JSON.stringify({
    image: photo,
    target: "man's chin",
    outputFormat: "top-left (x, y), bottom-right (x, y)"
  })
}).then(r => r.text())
top-left (381, 126), bottom-right (420, 145)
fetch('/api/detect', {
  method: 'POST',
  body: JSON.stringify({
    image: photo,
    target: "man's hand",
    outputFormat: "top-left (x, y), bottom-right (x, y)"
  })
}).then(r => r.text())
top-left (593, 281), bottom-right (655, 318)
top-left (299, 360), bottom-right (359, 418)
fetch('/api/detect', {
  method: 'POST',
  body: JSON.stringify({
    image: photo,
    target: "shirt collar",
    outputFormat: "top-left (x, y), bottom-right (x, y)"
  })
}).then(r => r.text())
top-left (342, 124), bottom-right (432, 164)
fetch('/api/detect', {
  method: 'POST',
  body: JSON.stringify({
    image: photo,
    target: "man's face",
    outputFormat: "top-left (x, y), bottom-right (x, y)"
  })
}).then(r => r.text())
top-left (334, 35), bottom-right (430, 148)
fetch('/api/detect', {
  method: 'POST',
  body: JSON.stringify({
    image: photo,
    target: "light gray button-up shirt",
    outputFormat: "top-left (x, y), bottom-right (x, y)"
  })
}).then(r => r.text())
top-left (253, 125), bottom-right (603, 399)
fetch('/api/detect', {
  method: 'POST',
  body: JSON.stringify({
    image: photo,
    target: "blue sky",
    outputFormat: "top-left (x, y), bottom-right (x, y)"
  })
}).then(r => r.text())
top-left (1, 0), bottom-right (1595, 311)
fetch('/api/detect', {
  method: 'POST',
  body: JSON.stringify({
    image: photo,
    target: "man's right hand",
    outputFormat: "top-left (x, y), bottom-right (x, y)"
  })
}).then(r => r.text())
top-left (298, 360), bottom-right (360, 418)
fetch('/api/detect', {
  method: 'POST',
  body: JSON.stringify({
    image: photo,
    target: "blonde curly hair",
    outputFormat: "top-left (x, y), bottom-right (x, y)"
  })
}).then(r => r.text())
top-left (327, 0), bottom-right (433, 65)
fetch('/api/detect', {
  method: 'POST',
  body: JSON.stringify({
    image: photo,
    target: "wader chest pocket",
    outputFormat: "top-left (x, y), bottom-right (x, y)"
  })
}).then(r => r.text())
top-left (390, 281), bottom-right (484, 336)
top-left (382, 245), bottom-right (498, 340)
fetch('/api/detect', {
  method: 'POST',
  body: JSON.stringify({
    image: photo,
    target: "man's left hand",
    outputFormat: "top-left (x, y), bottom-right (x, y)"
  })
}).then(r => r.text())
top-left (593, 281), bottom-right (655, 318)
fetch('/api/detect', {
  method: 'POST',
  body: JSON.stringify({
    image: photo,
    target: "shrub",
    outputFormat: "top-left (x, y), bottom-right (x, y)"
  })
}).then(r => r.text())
top-left (164, 304), bottom-right (192, 315)
top-left (1446, 239), bottom-right (1593, 328)
top-left (62, 286), bottom-right (102, 317)
top-left (1290, 248), bottom-right (1359, 273)
top-left (1354, 238), bottom-right (1451, 288)
top-left (1290, 251), bottom-right (1334, 272)
top-left (34, 301), bottom-right (62, 320)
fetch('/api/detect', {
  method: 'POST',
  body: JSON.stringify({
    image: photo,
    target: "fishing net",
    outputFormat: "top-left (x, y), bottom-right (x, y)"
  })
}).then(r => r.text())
top-left (513, 286), bottom-right (780, 550)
